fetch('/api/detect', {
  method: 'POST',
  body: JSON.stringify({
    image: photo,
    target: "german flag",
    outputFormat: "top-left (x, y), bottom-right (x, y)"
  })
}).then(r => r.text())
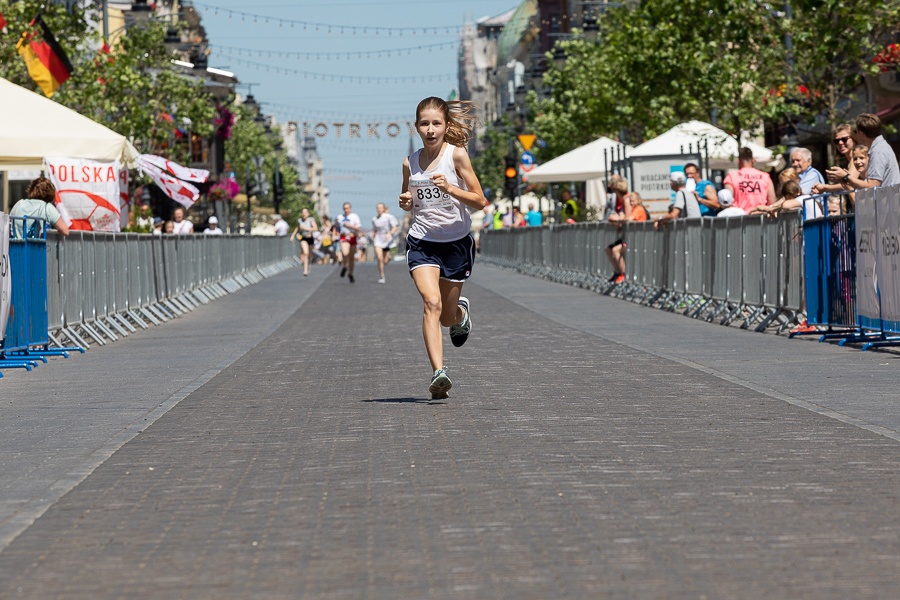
top-left (16, 16), bottom-right (74, 98)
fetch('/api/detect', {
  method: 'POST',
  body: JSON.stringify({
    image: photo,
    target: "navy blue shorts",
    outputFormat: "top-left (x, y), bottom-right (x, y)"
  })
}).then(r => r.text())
top-left (406, 234), bottom-right (475, 282)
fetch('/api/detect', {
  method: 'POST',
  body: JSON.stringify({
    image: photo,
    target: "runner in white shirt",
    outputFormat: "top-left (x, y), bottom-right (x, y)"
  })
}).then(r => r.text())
top-left (336, 202), bottom-right (362, 283)
top-left (171, 207), bottom-right (194, 234)
top-left (371, 202), bottom-right (400, 283)
top-left (399, 96), bottom-right (487, 400)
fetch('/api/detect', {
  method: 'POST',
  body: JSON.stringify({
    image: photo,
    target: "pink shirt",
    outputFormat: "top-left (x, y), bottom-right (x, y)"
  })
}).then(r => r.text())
top-left (724, 168), bottom-right (772, 213)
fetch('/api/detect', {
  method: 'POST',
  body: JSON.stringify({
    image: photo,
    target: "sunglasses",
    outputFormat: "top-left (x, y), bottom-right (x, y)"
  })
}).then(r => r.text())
top-left (833, 136), bottom-right (852, 144)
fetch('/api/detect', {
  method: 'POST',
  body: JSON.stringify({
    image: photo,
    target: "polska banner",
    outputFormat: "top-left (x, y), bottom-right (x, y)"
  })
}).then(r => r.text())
top-left (44, 156), bottom-right (122, 232)
top-left (0, 213), bottom-right (10, 342)
top-left (137, 154), bottom-right (209, 208)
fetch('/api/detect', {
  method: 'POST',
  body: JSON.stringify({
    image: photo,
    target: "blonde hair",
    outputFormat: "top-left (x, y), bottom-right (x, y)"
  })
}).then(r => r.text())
top-left (851, 145), bottom-right (869, 158)
top-left (778, 167), bottom-right (798, 183)
top-left (629, 191), bottom-right (643, 205)
top-left (612, 180), bottom-right (629, 195)
top-left (416, 97), bottom-right (477, 147)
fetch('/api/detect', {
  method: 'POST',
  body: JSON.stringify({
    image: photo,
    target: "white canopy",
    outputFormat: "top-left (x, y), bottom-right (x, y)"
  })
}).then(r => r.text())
top-left (525, 136), bottom-right (633, 183)
top-left (629, 120), bottom-right (774, 170)
top-left (0, 76), bottom-right (138, 170)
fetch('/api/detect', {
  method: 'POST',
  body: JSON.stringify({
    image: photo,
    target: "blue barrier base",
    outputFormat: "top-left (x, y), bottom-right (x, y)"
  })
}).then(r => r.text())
top-left (0, 359), bottom-right (39, 371)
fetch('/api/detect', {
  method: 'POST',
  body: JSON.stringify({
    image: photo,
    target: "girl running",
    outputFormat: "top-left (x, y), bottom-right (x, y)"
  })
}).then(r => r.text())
top-left (399, 97), bottom-right (487, 400)
top-left (290, 208), bottom-right (318, 276)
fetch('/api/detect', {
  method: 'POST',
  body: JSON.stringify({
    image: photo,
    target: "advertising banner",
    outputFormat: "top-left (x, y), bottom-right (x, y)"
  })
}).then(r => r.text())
top-left (0, 213), bottom-right (10, 342)
top-left (44, 156), bottom-right (122, 232)
top-left (854, 187), bottom-right (880, 326)
top-left (878, 186), bottom-right (900, 323)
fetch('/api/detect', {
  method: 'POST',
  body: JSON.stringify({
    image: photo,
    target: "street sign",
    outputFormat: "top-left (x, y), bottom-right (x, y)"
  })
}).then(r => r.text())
top-left (520, 151), bottom-right (535, 166)
top-left (517, 134), bottom-right (536, 151)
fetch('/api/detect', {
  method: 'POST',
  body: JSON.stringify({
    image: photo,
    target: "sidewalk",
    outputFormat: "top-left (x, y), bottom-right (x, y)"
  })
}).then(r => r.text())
top-left (0, 262), bottom-right (898, 598)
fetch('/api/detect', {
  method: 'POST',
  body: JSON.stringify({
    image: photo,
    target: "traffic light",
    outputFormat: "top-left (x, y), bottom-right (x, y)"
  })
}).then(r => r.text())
top-left (273, 167), bottom-right (284, 214)
top-left (503, 156), bottom-right (518, 197)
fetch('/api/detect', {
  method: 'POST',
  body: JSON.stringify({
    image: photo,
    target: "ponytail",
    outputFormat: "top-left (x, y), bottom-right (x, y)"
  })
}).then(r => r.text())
top-left (415, 97), bottom-right (478, 147)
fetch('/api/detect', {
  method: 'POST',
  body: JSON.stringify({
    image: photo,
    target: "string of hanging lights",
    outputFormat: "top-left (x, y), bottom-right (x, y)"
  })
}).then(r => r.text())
top-left (210, 41), bottom-right (457, 61)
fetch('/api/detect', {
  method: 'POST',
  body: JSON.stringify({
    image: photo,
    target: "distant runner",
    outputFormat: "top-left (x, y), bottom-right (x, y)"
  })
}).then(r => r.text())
top-left (372, 202), bottom-right (400, 284)
top-left (336, 202), bottom-right (362, 283)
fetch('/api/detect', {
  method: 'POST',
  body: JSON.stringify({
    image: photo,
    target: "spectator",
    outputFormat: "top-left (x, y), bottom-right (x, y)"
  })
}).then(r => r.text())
top-left (203, 216), bottom-right (223, 235)
top-left (605, 179), bottom-right (632, 284)
top-left (525, 203), bottom-right (543, 226)
top-left (751, 180), bottom-right (804, 217)
top-left (716, 188), bottom-right (746, 218)
top-left (723, 147), bottom-right (776, 213)
top-left (164, 220), bottom-right (175, 234)
top-left (790, 147), bottom-right (825, 194)
top-left (604, 175), bottom-right (622, 219)
top-left (492, 206), bottom-right (504, 229)
top-left (512, 206), bottom-right (526, 227)
top-left (560, 188), bottom-right (579, 222)
top-left (629, 192), bottom-right (650, 221)
top-left (501, 207), bottom-right (513, 228)
top-left (152, 217), bottom-right (163, 236)
top-left (133, 202), bottom-right (154, 232)
top-left (171, 207), bottom-right (194, 234)
top-left (273, 214), bottom-right (290, 237)
top-left (684, 162), bottom-right (719, 216)
top-left (777, 167), bottom-right (799, 197)
top-left (654, 171), bottom-right (700, 228)
top-left (812, 124), bottom-right (857, 194)
top-left (828, 113), bottom-right (900, 189)
top-left (9, 176), bottom-right (70, 238)
top-left (828, 145), bottom-right (869, 215)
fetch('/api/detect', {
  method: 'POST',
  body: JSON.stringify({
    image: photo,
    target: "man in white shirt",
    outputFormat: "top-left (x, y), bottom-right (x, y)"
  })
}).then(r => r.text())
top-left (171, 207), bottom-right (194, 234)
top-left (273, 214), bottom-right (290, 237)
top-left (203, 215), bottom-right (223, 235)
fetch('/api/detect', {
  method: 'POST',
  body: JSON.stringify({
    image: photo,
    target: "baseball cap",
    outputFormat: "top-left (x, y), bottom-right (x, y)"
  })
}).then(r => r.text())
top-left (669, 171), bottom-right (686, 184)
top-left (717, 188), bottom-right (734, 207)
top-left (209, 216), bottom-right (219, 224)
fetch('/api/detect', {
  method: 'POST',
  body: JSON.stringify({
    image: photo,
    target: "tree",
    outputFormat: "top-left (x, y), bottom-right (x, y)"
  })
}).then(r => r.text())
top-left (471, 116), bottom-right (517, 200)
top-left (786, 0), bottom-right (900, 128)
top-left (0, 0), bottom-right (214, 165)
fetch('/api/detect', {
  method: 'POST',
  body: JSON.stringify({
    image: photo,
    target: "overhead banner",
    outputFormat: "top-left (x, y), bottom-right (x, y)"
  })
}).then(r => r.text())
top-left (287, 121), bottom-right (415, 140)
top-left (44, 156), bottom-right (122, 232)
top-left (0, 213), bottom-right (10, 342)
top-left (854, 187), bottom-right (880, 328)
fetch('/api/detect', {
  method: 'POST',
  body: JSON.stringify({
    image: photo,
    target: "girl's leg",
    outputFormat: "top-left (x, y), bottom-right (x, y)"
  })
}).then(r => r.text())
top-left (300, 240), bottom-right (310, 274)
top-left (375, 247), bottom-right (386, 279)
top-left (411, 266), bottom-right (444, 371)
top-left (438, 279), bottom-right (465, 327)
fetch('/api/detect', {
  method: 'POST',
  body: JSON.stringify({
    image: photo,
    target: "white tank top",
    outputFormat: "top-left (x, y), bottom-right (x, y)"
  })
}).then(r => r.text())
top-left (407, 144), bottom-right (471, 242)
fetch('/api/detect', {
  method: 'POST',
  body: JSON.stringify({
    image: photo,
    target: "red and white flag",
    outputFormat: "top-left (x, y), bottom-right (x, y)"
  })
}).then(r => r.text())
top-left (137, 155), bottom-right (209, 208)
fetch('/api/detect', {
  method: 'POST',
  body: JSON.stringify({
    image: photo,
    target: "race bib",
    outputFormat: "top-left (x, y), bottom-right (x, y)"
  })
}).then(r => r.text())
top-left (409, 176), bottom-right (453, 209)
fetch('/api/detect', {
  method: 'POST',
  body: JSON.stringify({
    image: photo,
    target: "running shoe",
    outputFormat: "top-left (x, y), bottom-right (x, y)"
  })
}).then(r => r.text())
top-left (613, 273), bottom-right (626, 284)
top-left (348, 273), bottom-right (355, 283)
top-left (429, 367), bottom-right (452, 399)
top-left (608, 272), bottom-right (620, 282)
top-left (377, 277), bottom-right (386, 284)
top-left (449, 296), bottom-right (471, 348)
top-left (340, 267), bottom-right (347, 278)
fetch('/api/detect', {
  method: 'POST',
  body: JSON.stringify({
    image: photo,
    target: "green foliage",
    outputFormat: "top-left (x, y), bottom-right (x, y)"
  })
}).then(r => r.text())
top-left (514, 0), bottom-right (898, 174)
top-left (0, 0), bottom-right (214, 164)
top-left (224, 104), bottom-right (311, 223)
top-left (472, 117), bottom-right (516, 199)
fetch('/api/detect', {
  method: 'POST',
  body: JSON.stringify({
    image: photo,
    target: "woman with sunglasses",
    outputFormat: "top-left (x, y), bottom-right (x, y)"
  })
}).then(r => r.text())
top-left (812, 124), bottom-right (857, 194)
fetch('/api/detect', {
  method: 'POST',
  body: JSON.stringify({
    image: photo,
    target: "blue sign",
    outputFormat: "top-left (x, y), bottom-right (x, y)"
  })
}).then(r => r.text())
top-left (520, 151), bottom-right (535, 166)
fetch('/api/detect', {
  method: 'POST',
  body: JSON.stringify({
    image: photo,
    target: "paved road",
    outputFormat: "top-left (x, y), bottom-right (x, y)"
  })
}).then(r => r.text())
top-left (1, 261), bottom-right (898, 599)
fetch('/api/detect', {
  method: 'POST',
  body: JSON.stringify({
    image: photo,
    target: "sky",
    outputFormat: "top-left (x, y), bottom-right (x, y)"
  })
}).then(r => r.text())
top-left (195, 0), bottom-right (519, 224)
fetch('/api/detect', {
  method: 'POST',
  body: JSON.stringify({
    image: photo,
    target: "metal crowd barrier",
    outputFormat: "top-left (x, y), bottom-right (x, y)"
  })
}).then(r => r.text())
top-left (2, 216), bottom-right (80, 374)
top-left (480, 212), bottom-right (809, 333)
top-left (46, 232), bottom-right (299, 350)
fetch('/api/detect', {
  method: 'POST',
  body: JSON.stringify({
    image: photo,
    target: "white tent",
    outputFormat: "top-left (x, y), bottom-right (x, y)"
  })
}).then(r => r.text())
top-left (525, 136), bottom-right (632, 183)
top-left (629, 120), bottom-right (774, 170)
top-left (0, 76), bottom-right (138, 170)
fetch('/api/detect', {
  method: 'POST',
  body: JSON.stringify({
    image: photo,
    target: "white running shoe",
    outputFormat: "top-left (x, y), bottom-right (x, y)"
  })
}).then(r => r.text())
top-left (428, 367), bottom-right (452, 399)
top-left (449, 296), bottom-right (471, 348)
top-left (377, 277), bottom-right (386, 284)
